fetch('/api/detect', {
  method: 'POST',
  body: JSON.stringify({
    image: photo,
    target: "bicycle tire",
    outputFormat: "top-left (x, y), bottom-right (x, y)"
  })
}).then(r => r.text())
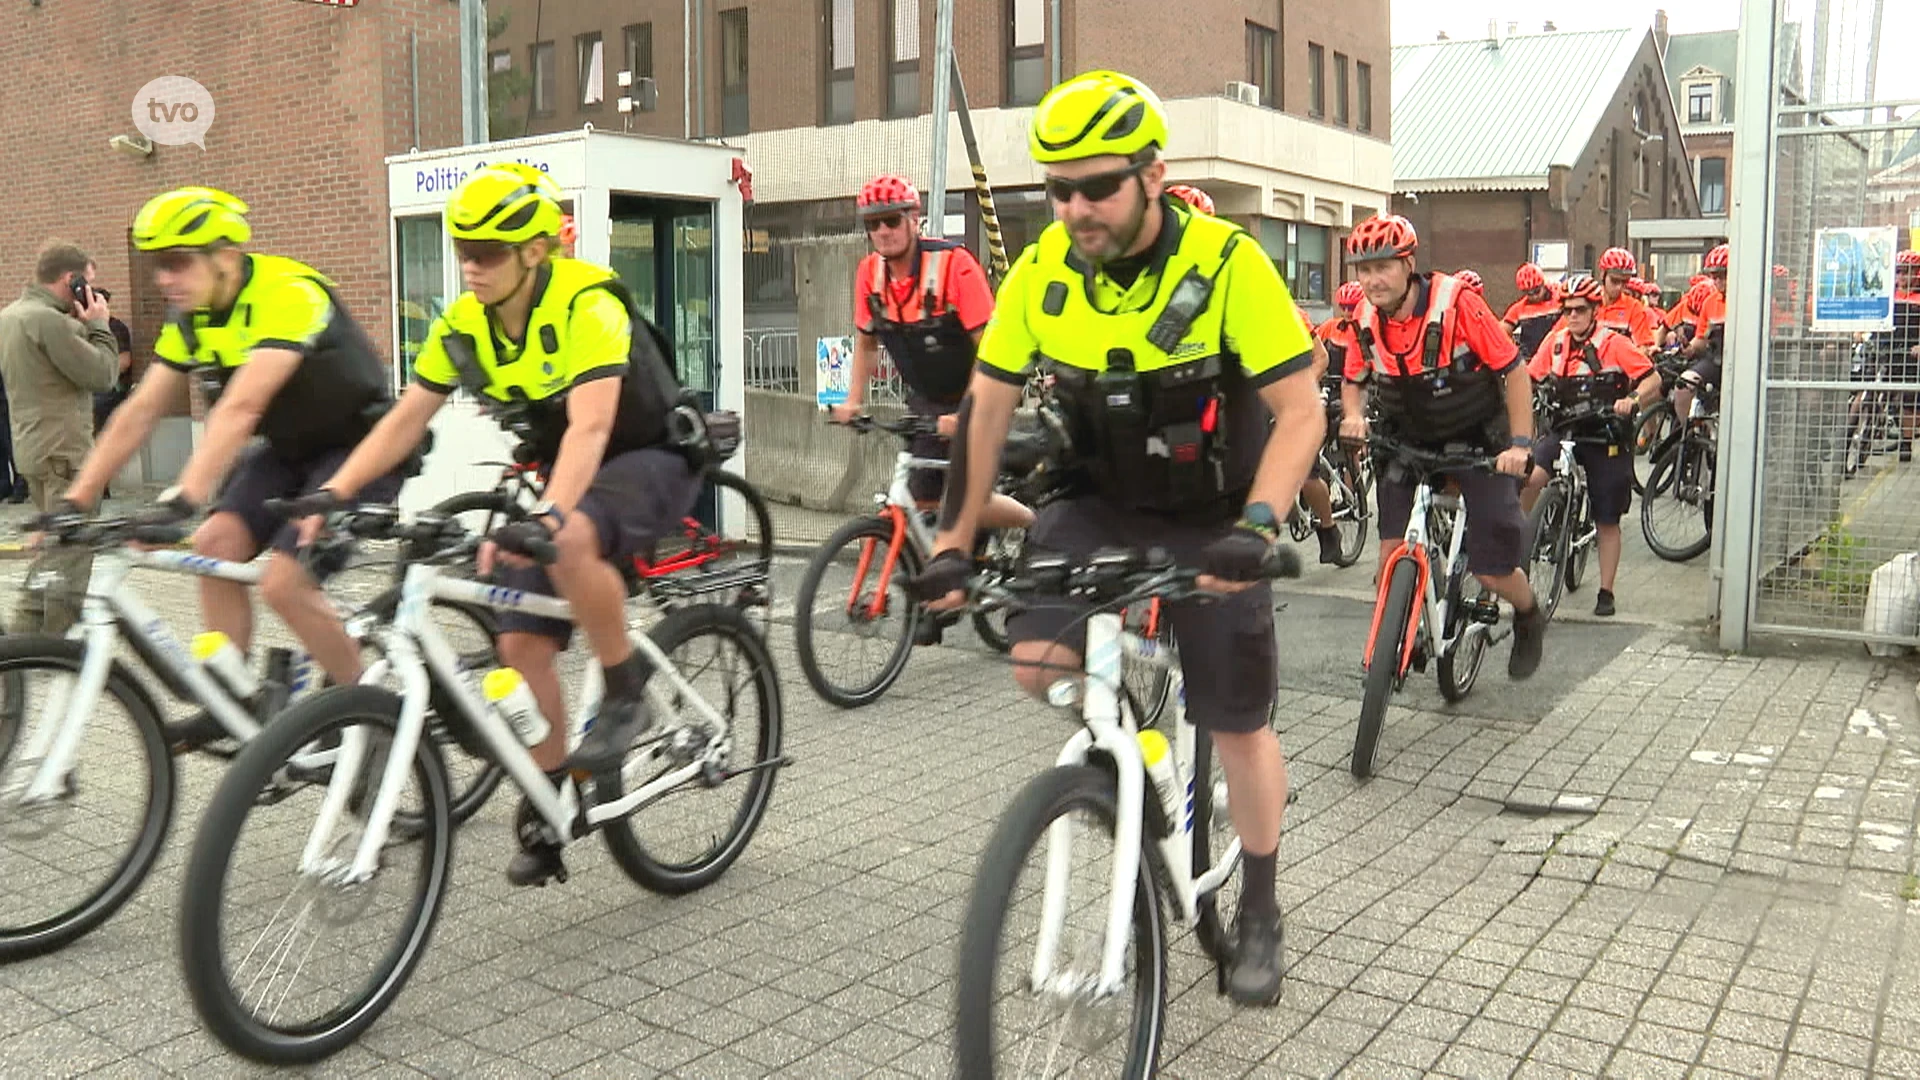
top-left (1331, 450), bottom-right (1371, 568)
top-left (1436, 568), bottom-right (1490, 704)
top-left (0, 637), bottom-right (175, 963)
top-left (1189, 728), bottom-right (1240, 969)
top-left (793, 516), bottom-right (922, 708)
top-left (650, 470), bottom-right (775, 627)
top-left (180, 685), bottom-right (454, 1064)
top-left (1525, 485), bottom-right (1569, 623)
top-left (600, 604), bottom-right (783, 894)
top-left (1355, 560), bottom-right (1419, 779)
top-left (1630, 402), bottom-right (1675, 495)
top-left (1563, 487), bottom-right (1591, 592)
top-left (970, 528), bottom-right (1025, 655)
top-left (953, 764), bottom-right (1166, 1080)
top-left (1640, 435), bottom-right (1714, 562)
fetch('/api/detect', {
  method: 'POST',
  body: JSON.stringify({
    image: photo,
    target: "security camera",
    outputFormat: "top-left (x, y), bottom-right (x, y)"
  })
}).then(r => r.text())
top-left (110, 134), bottom-right (154, 158)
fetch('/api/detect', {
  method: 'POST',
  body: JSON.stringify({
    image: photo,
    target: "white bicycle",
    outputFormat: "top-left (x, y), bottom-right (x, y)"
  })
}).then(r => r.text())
top-left (0, 514), bottom-right (501, 963)
top-left (953, 545), bottom-right (1299, 1079)
top-left (177, 503), bottom-right (786, 1064)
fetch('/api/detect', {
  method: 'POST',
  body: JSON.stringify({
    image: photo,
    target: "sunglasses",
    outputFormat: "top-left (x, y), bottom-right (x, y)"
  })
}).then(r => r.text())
top-left (1707, 269), bottom-right (1728, 278)
top-left (862, 213), bottom-right (906, 233)
top-left (1043, 161), bottom-right (1147, 205)
top-left (1562, 304), bottom-right (1595, 315)
top-left (153, 250), bottom-right (204, 273)
top-left (455, 240), bottom-right (518, 267)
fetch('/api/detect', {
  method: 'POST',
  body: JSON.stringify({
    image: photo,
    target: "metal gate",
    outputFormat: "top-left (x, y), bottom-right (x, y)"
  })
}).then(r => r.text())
top-left (1717, 0), bottom-right (1920, 649)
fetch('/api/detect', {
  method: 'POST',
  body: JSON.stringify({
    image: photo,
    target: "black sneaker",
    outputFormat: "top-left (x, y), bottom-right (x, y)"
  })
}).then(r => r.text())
top-left (163, 711), bottom-right (236, 755)
top-left (1225, 910), bottom-right (1285, 1006)
top-left (1594, 589), bottom-right (1617, 617)
top-left (913, 609), bottom-right (959, 647)
top-left (1508, 602), bottom-right (1548, 680)
top-left (563, 693), bottom-right (654, 774)
top-left (1316, 526), bottom-right (1343, 565)
top-left (506, 844), bottom-right (568, 887)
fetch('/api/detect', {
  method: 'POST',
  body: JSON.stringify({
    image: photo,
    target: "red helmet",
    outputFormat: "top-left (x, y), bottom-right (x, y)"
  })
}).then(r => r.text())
top-left (1335, 280), bottom-right (1364, 309)
top-left (1686, 280), bottom-right (1717, 310)
top-left (1165, 184), bottom-right (1215, 215)
top-left (1898, 251), bottom-right (1920, 268)
top-left (858, 174), bottom-right (921, 217)
top-left (558, 214), bottom-right (577, 247)
top-left (1689, 273), bottom-right (1708, 288)
top-left (1560, 274), bottom-right (1603, 306)
top-left (1515, 263), bottom-right (1546, 292)
top-left (1454, 269), bottom-right (1484, 294)
top-left (1345, 215), bottom-right (1418, 263)
top-left (1772, 264), bottom-right (1789, 277)
top-left (1704, 244), bottom-right (1730, 270)
top-left (1598, 247), bottom-right (1637, 275)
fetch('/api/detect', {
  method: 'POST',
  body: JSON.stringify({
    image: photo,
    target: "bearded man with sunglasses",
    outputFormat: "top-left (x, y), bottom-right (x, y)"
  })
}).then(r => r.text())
top-left (57, 188), bottom-right (400, 743)
top-left (914, 70), bottom-right (1324, 1007)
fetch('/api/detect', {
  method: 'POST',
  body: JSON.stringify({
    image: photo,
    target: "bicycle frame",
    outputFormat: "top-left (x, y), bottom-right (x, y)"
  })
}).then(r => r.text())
top-left (843, 446), bottom-right (946, 621)
top-left (1364, 482), bottom-right (1470, 679)
top-left (314, 559), bottom-right (738, 884)
top-left (11, 548), bottom-right (269, 804)
top-left (1030, 612), bottom-right (1231, 1000)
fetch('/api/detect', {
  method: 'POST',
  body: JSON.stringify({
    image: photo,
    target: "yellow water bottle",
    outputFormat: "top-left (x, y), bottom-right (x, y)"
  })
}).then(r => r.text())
top-left (483, 668), bottom-right (552, 747)
top-left (192, 631), bottom-right (261, 702)
top-left (1136, 728), bottom-right (1183, 827)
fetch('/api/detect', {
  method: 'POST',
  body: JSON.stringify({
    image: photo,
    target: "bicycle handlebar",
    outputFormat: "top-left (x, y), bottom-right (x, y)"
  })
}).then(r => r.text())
top-left (834, 414), bottom-right (945, 440)
top-left (973, 544), bottom-right (1301, 610)
top-left (1367, 433), bottom-right (1500, 474)
top-left (32, 517), bottom-right (189, 549)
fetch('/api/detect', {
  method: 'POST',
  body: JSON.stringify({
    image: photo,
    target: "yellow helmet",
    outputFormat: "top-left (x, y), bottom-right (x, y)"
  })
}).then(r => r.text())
top-left (446, 163), bottom-right (565, 244)
top-left (132, 187), bottom-right (251, 251)
top-left (1028, 70), bottom-right (1168, 164)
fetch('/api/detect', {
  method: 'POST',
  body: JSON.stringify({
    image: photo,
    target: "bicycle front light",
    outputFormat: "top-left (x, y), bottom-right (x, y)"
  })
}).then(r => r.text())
top-left (1046, 679), bottom-right (1082, 710)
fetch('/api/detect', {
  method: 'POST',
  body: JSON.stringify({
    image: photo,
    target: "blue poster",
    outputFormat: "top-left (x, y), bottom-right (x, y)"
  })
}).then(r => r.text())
top-left (1812, 226), bottom-right (1896, 332)
top-left (816, 336), bottom-right (853, 410)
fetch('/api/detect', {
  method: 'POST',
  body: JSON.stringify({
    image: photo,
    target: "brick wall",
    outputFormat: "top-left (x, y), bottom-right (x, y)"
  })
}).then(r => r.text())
top-left (496, 0), bottom-right (1391, 145)
top-left (3, 0), bottom-right (462, 375)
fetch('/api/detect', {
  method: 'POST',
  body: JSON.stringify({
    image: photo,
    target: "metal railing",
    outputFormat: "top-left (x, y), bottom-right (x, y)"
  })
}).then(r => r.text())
top-left (742, 329), bottom-right (906, 404)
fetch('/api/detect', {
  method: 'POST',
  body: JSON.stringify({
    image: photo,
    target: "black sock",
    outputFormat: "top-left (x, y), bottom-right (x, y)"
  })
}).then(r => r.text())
top-left (1242, 849), bottom-right (1279, 919)
top-left (601, 654), bottom-right (654, 700)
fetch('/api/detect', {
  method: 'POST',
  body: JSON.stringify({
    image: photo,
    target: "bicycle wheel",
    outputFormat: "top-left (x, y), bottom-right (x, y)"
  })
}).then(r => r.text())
top-left (971, 527), bottom-right (1026, 654)
top-left (1329, 448), bottom-right (1371, 567)
top-left (600, 604), bottom-right (783, 894)
top-left (1436, 567), bottom-right (1491, 704)
top-left (1124, 603), bottom-right (1176, 730)
top-left (649, 470), bottom-right (775, 629)
top-left (1189, 729), bottom-right (1242, 973)
top-left (1562, 489), bottom-right (1592, 592)
top-left (1631, 402), bottom-right (1676, 494)
top-left (359, 589), bottom-right (507, 825)
top-left (793, 516), bottom-right (922, 708)
top-left (0, 637), bottom-right (174, 963)
top-left (1524, 484), bottom-right (1569, 623)
top-left (954, 765), bottom-right (1167, 1080)
top-left (1641, 435), bottom-right (1714, 562)
top-left (180, 685), bottom-right (454, 1065)
top-left (1355, 559), bottom-right (1419, 779)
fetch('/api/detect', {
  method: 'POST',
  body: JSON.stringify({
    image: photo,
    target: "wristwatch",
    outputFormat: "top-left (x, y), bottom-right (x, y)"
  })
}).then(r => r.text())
top-left (1509, 435), bottom-right (1534, 450)
top-left (530, 500), bottom-right (567, 531)
top-left (1240, 501), bottom-right (1280, 542)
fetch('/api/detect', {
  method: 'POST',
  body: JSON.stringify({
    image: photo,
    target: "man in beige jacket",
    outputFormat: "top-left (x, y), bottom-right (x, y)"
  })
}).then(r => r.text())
top-left (0, 242), bottom-right (120, 633)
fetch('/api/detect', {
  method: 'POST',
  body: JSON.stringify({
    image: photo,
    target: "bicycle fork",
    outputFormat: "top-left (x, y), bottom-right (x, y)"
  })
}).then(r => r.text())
top-left (1363, 541), bottom-right (1432, 680)
top-left (846, 506), bottom-right (912, 621)
top-left (7, 608), bottom-right (119, 804)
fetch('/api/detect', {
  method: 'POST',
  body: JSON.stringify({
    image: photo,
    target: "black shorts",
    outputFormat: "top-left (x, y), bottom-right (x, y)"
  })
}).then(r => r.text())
top-left (1005, 497), bottom-right (1278, 734)
top-left (1532, 433), bottom-right (1634, 526)
top-left (1684, 356), bottom-right (1723, 391)
top-left (215, 444), bottom-right (404, 555)
top-left (1375, 462), bottom-right (1529, 577)
top-left (906, 400), bottom-right (958, 504)
top-left (495, 447), bottom-right (701, 646)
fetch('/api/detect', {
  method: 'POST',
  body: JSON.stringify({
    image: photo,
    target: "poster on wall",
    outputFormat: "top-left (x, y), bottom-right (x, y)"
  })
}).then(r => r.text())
top-left (816, 336), bottom-right (853, 410)
top-left (1811, 225), bottom-right (1896, 332)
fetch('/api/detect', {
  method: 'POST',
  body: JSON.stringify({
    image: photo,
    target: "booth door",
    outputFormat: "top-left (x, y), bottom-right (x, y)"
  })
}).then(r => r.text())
top-left (608, 196), bottom-right (720, 521)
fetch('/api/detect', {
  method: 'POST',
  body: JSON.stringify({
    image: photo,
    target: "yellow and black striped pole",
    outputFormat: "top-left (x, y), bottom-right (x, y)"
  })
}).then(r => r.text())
top-left (949, 56), bottom-right (1010, 283)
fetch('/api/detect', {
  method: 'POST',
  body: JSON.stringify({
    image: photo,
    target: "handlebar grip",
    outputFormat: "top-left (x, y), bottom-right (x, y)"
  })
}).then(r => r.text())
top-left (1262, 544), bottom-right (1302, 580)
top-left (522, 537), bottom-right (559, 565)
top-left (128, 523), bottom-right (188, 546)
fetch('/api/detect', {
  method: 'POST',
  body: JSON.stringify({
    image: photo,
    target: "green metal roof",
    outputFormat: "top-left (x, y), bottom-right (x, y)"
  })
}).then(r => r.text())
top-left (1663, 30), bottom-right (1738, 124)
top-left (1391, 28), bottom-right (1650, 192)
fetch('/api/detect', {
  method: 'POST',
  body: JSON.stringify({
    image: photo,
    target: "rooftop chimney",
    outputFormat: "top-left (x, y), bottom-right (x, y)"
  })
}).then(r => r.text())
top-left (1543, 20), bottom-right (1557, 32)
top-left (1488, 18), bottom-right (1502, 50)
top-left (1654, 9), bottom-right (1670, 57)
top-left (1507, 21), bottom-right (1519, 37)
top-left (1437, 30), bottom-right (1449, 41)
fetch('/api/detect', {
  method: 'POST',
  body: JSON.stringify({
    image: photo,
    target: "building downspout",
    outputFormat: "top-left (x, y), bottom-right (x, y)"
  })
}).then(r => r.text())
top-left (410, 31), bottom-right (421, 149)
top-left (1049, 0), bottom-right (1061, 87)
top-left (695, 0), bottom-right (706, 138)
top-left (683, 0), bottom-right (692, 139)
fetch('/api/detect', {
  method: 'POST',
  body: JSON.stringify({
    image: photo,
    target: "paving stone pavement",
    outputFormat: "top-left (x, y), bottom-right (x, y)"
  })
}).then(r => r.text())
top-left (2, 532), bottom-right (1919, 1078)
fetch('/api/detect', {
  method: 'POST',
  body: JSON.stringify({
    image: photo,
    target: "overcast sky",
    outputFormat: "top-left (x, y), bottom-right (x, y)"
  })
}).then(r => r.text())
top-left (1389, 0), bottom-right (1920, 104)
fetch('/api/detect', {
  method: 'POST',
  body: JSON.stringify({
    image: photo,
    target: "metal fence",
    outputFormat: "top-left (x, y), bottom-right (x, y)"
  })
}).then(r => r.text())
top-left (742, 328), bottom-right (906, 405)
top-left (1719, 0), bottom-right (1920, 648)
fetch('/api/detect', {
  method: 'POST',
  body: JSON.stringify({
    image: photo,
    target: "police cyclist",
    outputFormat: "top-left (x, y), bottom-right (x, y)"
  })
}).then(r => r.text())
top-left (1672, 244), bottom-right (1730, 424)
top-left (1520, 275), bottom-right (1663, 617)
top-left (298, 164), bottom-right (702, 884)
top-left (1502, 263), bottom-right (1561, 362)
top-left (58, 187), bottom-right (405, 748)
top-left (916, 70), bottom-right (1323, 1006)
top-left (1338, 214), bottom-right (1549, 678)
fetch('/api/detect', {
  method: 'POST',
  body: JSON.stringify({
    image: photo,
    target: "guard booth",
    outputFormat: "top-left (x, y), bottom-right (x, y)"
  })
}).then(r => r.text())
top-left (384, 129), bottom-right (748, 525)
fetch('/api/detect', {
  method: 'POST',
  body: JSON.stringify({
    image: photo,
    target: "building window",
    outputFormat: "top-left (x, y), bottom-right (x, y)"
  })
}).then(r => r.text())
top-left (721, 8), bottom-right (749, 135)
top-left (1006, 0), bottom-right (1046, 106)
top-left (624, 23), bottom-right (653, 83)
top-left (1633, 92), bottom-right (1646, 131)
top-left (576, 32), bottom-right (604, 108)
top-left (1308, 43), bottom-right (1325, 119)
top-left (1687, 81), bottom-right (1714, 123)
top-left (824, 0), bottom-right (855, 125)
top-left (1357, 61), bottom-right (1372, 132)
top-left (887, 0), bottom-right (921, 118)
top-left (1699, 156), bottom-right (1727, 214)
top-left (1246, 22), bottom-right (1277, 108)
top-left (1637, 150), bottom-right (1649, 194)
top-left (1333, 52), bottom-right (1349, 127)
top-left (530, 41), bottom-right (555, 117)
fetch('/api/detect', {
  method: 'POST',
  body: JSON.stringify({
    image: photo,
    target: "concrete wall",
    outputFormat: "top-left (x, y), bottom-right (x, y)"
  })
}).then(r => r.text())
top-left (744, 389), bottom-right (903, 513)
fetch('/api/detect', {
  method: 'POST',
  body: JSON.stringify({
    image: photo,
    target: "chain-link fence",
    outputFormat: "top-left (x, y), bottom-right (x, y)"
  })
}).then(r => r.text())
top-left (1729, 0), bottom-right (1920, 644)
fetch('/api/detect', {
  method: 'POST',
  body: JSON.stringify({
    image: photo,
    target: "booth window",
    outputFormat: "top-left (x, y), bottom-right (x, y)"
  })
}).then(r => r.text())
top-left (577, 32), bottom-right (605, 109)
top-left (1005, 0), bottom-right (1045, 107)
top-left (721, 9), bottom-right (749, 135)
top-left (887, 0), bottom-right (920, 118)
top-left (824, 0), bottom-right (855, 125)
top-left (393, 215), bottom-right (446, 391)
top-left (530, 41), bottom-right (556, 117)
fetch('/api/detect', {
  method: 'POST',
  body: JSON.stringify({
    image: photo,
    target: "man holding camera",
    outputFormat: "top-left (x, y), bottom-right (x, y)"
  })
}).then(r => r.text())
top-left (0, 242), bottom-right (122, 633)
